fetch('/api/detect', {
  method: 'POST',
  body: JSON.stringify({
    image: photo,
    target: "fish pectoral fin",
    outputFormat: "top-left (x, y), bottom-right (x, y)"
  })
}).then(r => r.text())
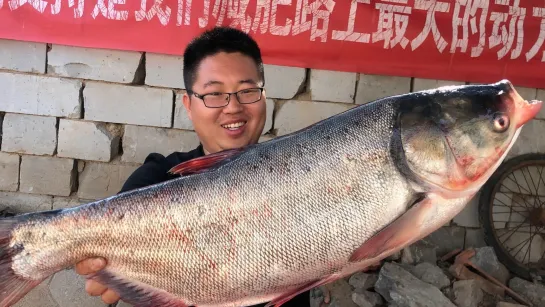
top-left (88, 270), bottom-right (189, 307)
top-left (168, 147), bottom-right (245, 176)
top-left (349, 195), bottom-right (436, 262)
top-left (264, 274), bottom-right (340, 307)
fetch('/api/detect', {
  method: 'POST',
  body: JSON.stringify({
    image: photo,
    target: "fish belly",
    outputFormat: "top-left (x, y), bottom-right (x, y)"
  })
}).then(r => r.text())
top-left (77, 163), bottom-right (413, 306)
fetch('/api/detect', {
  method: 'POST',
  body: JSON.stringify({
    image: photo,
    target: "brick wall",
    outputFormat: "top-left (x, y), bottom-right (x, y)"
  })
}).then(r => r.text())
top-left (1, 38), bottom-right (545, 307)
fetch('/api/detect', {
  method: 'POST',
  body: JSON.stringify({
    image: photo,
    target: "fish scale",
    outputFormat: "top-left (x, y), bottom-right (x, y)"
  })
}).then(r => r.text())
top-left (0, 80), bottom-right (542, 307)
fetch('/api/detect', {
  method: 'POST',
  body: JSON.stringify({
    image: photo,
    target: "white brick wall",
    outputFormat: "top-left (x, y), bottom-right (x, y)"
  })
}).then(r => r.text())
top-left (83, 81), bottom-right (173, 127)
top-left (121, 125), bottom-right (200, 163)
top-left (263, 64), bottom-right (306, 99)
top-left (0, 72), bottom-right (81, 117)
top-left (0, 191), bottom-right (53, 213)
top-left (275, 100), bottom-right (355, 135)
top-left (173, 90), bottom-right (194, 130)
top-left (57, 119), bottom-right (121, 162)
top-left (263, 98), bottom-right (274, 134)
top-left (506, 119), bottom-right (545, 158)
top-left (52, 197), bottom-right (87, 210)
top-left (19, 156), bottom-right (75, 196)
top-left (0, 39), bottom-right (46, 73)
top-left (77, 161), bottom-right (139, 199)
top-left (146, 53), bottom-right (185, 88)
top-left (310, 69), bottom-right (357, 103)
top-left (1, 113), bottom-right (57, 155)
top-left (355, 74), bottom-right (411, 104)
top-left (1, 38), bottom-right (544, 307)
top-left (452, 194), bottom-right (481, 228)
top-left (0, 152), bottom-right (20, 191)
top-left (47, 45), bottom-right (142, 83)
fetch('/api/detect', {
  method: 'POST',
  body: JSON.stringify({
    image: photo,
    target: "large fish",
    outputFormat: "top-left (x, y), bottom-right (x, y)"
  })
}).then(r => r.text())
top-left (0, 80), bottom-right (542, 307)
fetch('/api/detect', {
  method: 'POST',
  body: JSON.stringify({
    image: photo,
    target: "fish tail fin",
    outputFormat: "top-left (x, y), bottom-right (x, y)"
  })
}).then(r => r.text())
top-left (0, 215), bottom-right (46, 307)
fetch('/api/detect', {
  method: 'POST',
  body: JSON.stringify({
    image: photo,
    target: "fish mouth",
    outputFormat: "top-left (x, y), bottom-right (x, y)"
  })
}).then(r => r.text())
top-left (516, 99), bottom-right (542, 128)
top-left (496, 79), bottom-right (543, 128)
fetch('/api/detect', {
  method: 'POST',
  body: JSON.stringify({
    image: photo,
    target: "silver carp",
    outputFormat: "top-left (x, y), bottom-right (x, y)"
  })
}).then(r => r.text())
top-left (0, 80), bottom-right (542, 307)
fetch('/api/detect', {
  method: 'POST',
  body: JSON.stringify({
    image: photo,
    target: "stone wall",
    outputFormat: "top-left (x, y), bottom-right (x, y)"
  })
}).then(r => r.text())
top-left (1, 38), bottom-right (545, 307)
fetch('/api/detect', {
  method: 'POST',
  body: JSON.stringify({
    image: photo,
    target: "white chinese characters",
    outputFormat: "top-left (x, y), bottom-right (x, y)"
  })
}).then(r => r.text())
top-left (489, 0), bottom-right (526, 60)
top-left (411, 0), bottom-right (451, 53)
top-left (525, 6), bottom-right (545, 62)
top-left (372, 0), bottom-right (412, 49)
top-left (2, 0), bottom-right (545, 63)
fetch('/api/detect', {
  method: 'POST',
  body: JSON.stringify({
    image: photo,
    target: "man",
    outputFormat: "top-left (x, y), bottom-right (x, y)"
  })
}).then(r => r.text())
top-left (74, 26), bottom-right (312, 307)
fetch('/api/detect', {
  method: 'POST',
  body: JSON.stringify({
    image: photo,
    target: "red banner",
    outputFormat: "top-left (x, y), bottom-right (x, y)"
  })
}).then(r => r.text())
top-left (1, 0), bottom-right (544, 89)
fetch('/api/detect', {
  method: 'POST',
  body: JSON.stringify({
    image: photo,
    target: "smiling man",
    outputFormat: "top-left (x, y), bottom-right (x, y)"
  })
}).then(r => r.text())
top-left (74, 27), bottom-right (312, 307)
top-left (182, 28), bottom-right (266, 155)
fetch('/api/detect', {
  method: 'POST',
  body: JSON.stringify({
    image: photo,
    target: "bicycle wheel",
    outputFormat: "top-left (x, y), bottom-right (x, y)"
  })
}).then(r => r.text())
top-left (479, 153), bottom-right (545, 281)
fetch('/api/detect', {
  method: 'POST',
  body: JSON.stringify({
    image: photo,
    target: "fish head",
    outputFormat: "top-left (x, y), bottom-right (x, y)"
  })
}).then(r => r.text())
top-left (400, 79), bottom-right (542, 198)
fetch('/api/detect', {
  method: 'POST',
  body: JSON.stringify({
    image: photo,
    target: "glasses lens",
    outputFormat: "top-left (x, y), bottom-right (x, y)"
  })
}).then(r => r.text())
top-left (204, 93), bottom-right (228, 108)
top-left (238, 89), bottom-right (262, 104)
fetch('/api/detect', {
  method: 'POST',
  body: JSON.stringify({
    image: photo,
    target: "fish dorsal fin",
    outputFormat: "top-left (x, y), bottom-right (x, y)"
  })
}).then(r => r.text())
top-left (168, 147), bottom-right (244, 176)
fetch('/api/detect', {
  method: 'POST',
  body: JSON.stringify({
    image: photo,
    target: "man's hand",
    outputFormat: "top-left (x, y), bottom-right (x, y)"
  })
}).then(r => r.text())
top-left (75, 257), bottom-right (121, 304)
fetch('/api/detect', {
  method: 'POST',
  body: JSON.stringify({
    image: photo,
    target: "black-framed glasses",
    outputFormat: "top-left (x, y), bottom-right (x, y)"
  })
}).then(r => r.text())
top-left (189, 87), bottom-right (264, 108)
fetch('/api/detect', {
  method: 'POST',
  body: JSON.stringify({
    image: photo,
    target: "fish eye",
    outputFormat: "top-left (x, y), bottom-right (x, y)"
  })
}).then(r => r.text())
top-left (492, 112), bottom-right (510, 133)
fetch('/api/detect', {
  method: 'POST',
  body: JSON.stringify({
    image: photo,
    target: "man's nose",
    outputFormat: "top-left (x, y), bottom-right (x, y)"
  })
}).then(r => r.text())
top-left (223, 94), bottom-right (244, 113)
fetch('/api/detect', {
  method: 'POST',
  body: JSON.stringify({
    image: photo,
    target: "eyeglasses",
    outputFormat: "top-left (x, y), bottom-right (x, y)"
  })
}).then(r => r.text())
top-left (189, 87), bottom-right (264, 108)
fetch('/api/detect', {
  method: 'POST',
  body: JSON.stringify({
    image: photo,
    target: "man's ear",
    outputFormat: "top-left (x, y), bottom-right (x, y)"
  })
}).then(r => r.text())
top-left (182, 92), bottom-right (193, 121)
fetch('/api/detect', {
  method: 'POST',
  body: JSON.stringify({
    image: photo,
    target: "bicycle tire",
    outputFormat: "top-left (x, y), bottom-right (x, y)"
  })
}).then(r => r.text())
top-left (479, 153), bottom-right (545, 281)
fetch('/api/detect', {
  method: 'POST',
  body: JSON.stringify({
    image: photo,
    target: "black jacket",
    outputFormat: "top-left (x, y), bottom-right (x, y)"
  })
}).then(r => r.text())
top-left (119, 145), bottom-right (311, 307)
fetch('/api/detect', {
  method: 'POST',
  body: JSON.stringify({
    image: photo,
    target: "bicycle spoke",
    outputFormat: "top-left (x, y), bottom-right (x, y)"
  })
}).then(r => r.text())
top-left (538, 167), bottom-right (545, 208)
top-left (523, 167), bottom-right (541, 208)
top-left (523, 225), bottom-right (532, 265)
top-left (495, 190), bottom-right (531, 209)
top-left (509, 232), bottom-right (532, 260)
top-left (492, 198), bottom-right (528, 220)
top-left (491, 203), bottom-right (527, 216)
top-left (520, 167), bottom-right (536, 196)
top-left (494, 228), bottom-right (545, 234)
top-left (505, 172), bottom-right (533, 197)
top-left (499, 219), bottom-right (529, 245)
top-left (540, 238), bottom-right (545, 263)
top-left (502, 183), bottom-right (529, 209)
top-left (492, 220), bottom-right (529, 224)
top-left (494, 195), bottom-right (529, 209)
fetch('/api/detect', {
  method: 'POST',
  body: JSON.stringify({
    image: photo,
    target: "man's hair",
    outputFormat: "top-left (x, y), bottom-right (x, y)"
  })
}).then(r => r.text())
top-left (183, 26), bottom-right (265, 92)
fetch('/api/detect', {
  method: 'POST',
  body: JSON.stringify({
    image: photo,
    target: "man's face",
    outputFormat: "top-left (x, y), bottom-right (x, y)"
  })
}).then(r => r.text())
top-left (183, 52), bottom-right (266, 155)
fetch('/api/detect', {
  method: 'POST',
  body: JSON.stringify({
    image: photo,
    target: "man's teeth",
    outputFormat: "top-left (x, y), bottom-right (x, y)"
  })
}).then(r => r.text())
top-left (222, 122), bottom-right (246, 129)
